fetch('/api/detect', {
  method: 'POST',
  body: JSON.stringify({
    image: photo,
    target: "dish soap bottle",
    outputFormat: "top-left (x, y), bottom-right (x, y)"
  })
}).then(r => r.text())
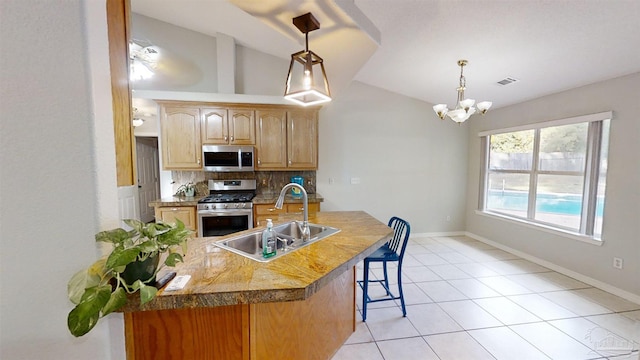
top-left (262, 219), bottom-right (277, 258)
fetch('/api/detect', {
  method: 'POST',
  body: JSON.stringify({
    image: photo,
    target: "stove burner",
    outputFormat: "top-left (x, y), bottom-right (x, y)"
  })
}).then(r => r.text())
top-left (198, 192), bottom-right (255, 203)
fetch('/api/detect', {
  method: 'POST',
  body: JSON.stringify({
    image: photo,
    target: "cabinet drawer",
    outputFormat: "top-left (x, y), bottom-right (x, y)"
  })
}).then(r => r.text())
top-left (154, 206), bottom-right (197, 232)
top-left (254, 204), bottom-right (286, 216)
top-left (285, 202), bottom-right (320, 214)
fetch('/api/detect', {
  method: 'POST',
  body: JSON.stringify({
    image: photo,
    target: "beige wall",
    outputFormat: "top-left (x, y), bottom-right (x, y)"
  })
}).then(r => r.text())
top-left (465, 72), bottom-right (640, 299)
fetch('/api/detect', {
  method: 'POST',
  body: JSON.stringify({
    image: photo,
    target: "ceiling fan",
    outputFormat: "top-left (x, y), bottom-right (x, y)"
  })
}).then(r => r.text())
top-left (129, 39), bottom-right (159, 81)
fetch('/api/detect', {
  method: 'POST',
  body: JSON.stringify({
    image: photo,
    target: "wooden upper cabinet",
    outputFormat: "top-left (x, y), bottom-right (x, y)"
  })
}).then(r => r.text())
top-left (202, 107), bottom-right (255, 145)
top-left (201, 107), bottom-right (228, 144)
top-left (256, 110), bottom-right (287, 169)
top-left (287, 110), bottom-right (318, 169)
top-left (228, 109), bottom-right (256, 145)
top-left (161, 106), bottom-right (202, 170)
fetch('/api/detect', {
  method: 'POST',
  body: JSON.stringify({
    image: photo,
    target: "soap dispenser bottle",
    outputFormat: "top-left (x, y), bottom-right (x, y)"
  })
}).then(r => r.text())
top-left (262, 219), bottom-right (277, 258)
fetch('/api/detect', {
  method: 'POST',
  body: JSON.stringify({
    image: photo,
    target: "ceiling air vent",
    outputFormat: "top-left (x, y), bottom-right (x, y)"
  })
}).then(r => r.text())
top-left (497, 77), bottom-right (519, 86)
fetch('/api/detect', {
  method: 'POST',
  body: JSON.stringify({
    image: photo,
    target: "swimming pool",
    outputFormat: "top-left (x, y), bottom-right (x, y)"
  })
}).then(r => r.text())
top-left (487, 190), bottom-right (604, 216)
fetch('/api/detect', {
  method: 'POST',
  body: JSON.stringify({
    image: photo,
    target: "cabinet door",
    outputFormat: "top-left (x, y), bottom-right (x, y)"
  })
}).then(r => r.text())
top-left (285, 202), bottom-right (320, 214)
top-left (229, 109), bottom-right (256, 145)
top-left (161, 106), bottom-right (202, 170)
top-left (155, 206), bottom-right (197, 232)
top-left (201, 107), bottom-right (228, 144)
top-left (287, 110), bottom-right (318, 169)
top-left (255, 110), bottom-right (287, 169)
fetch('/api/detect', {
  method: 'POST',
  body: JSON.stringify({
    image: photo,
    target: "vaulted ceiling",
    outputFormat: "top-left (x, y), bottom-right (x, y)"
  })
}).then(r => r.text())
top-left (132, 0), bottom-right (640, 110)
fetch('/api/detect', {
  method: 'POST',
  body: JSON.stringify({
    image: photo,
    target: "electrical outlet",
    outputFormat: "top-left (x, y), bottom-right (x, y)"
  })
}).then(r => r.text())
top-left (328, 177), bottom-right (334, 184)
top-left (446, 216), bottom-right (451, 222)
top-left (613, 257), bottom-right (623, 269)
top-left (350, 177), bottom-right (361, 185)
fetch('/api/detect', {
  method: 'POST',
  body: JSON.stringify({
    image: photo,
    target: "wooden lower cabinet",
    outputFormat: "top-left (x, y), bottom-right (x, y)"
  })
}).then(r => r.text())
top-left (254, 202), bottom-right (320, 227)
top-left (154, 206), bottom-right (197, 233)
top-left (124, 267), bottom-right (356, 360)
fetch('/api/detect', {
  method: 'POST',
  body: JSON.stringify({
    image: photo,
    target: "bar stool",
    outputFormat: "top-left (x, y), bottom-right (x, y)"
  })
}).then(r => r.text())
top-left (357, 216), bottom-right (411, 321)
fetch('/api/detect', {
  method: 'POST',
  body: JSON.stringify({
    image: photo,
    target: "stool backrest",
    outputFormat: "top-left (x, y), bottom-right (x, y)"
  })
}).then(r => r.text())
top-left (387, 216), bottom-right (411, 260)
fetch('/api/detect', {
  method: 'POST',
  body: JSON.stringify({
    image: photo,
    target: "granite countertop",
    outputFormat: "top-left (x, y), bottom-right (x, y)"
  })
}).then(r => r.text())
top-left (149, 193), bottom-right (324, 207)
top-left (120, 211), bottom-right (392, 312)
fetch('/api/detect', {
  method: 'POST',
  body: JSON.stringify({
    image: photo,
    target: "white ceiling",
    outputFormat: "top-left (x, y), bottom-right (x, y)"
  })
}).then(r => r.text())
top-left (131, 0), bottom-right (640, 110)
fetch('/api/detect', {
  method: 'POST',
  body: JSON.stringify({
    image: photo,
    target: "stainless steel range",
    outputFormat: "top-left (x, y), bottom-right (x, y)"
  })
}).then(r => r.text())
top-left (197, 179), bottom-right (256, 237)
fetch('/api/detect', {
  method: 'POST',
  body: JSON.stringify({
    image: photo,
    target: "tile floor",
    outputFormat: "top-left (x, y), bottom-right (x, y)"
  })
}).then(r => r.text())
top-left (332, 236), bottom-right (640, 360)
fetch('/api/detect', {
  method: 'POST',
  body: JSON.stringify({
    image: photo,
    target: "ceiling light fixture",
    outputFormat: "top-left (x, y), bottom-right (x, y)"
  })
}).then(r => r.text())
top-left (284, 13), bottom-right (331, 107)
top-left (433, 59), bottom-right (492, 124)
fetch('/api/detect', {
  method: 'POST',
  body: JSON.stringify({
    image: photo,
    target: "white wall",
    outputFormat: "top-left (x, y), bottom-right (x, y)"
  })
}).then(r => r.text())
top-left (317, 81), bottom-right (470, 234)
top-left (465, 73), bottom-right (640, 298)
top-left (0, 0), bottom-right (120, 359)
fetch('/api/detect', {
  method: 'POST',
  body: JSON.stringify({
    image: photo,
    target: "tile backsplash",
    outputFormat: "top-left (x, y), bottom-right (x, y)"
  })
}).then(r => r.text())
top-left (171, 171), bottom-right (316, 196)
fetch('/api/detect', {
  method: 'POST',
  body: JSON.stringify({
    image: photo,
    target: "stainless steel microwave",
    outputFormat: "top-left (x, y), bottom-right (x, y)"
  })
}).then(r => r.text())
top-left (202, 145), bottom-right (254, 172)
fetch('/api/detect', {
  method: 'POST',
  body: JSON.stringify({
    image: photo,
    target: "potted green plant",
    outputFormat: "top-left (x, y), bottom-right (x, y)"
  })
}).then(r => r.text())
top-left (66, 219), bottom-right (192, 337)
top-left (174, 182), bottom-right (196, 197)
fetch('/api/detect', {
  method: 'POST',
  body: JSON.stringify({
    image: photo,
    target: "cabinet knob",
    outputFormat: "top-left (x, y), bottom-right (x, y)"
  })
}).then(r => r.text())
top-left (197, 158), bottom-right (201, 164)
top-left (258, 159), bottom-right (261, 165)
top-left (230, 136), bottom-right (234, 142)
top-left (268, 208), bottom-right (276, 212)
top-left (288, 159), bottom-right (292, 165)
top-left (224, 135), bottom-right (228, 141)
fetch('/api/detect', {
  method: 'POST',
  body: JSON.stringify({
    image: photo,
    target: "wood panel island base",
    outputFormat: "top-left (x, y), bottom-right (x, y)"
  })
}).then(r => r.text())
top-left (121, 211), bottom-right (393, 360)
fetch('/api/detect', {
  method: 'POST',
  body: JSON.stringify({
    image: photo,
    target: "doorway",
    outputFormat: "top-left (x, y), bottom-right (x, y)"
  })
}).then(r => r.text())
top-left (136, 136), bottom-right (160, 223)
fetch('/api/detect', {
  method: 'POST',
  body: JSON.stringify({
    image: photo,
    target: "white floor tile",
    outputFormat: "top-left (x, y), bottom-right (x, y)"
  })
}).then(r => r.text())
top-left (416, 280), bottom-right (468, 302)
top-left (412, 253), bottom-right (449, 266)
top-left (469, 326), bottom-right (551, 360)
top-left (541, 290), bottom-right (614, 316)
top-left (622, 311), bottom-right (640, 321)
top-left (586, 313), bottom-right (640, 348)
top-left (402, 254), bottom-right (426, 267)
top-left (474, 297), bottom-right (542, 325)
top-left (344, 321), bottom-right (375, 344)
top-left (406, 243), bottom-right (431, 255)
top-left (482, 259), bottom-right (549, 275)
top-left (454, 262), bottom-right (501, 278)
top-left (575, 288), bottom-right (640, 312)
top-left (363, 306), bottom-right (420, 341)
top-left (506, 273), bottom-right (572, 293)
top-left (448, 278), bottom-right (502, 299)
top-left (478, 275), bottom-right (535, 296)
top-left (425, 331), bottom-right (496, 360)
top-left (399, 282), bottom-right (433, 305)
top-left (438, 300), bottom-right (503, 330)
top-left (549, 317), bottom-right (616, 354)
top-left (509, 293), bottom-right (579, 320)
top-left (422, 243), bottom-right (456, 253)
top-left (376, 337), bottom-right (440, 360)
top-left (405, 303), bottom-right (463, 335)
top-left (437, 251), bottom-right (475, 264)
top-left (427, 264), bottom-right (472, 280)
top-left (535, 271), bottom-right (590, 290)
top-left (331, 342), bottom-right (384, 360)
top-left (403, 266), bottom-right (442, 282)
top-left (511, 322), bottom-right (602, 360)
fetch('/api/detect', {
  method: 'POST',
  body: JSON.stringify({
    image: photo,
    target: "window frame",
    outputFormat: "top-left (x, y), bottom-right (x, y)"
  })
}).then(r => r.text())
top-left (478, 111), bottom-right (612, 242)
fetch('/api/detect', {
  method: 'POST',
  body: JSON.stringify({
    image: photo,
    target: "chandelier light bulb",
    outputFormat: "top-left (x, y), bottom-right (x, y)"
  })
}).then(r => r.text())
top-left (433, 59), bottom-right (490, 124)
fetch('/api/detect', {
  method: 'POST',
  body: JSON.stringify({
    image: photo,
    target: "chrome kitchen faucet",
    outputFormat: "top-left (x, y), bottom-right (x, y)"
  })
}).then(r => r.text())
top-left (275, 183), bottom-right (310, 242)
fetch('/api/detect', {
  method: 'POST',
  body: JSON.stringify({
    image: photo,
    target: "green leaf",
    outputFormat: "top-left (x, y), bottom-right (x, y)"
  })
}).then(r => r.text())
top-left (138, 240), bottom-right (159, 253)
top-left (101, 287), bottom-right (127, 316)
top-left (164, 252), bottom-right (183, 267)
top-left (67, 268), bottom-right (101, 305)
top-left (67, 285), bottom-right (112, 337)
top-left (139, 283), bottom-right (158, 305)
top-left (95, 228), bottom-right (129, 245)
top-left (130, 279), bottom-right (143, 292)
top-left (105, 246), bottom-right (141, 270)
top-left (123, 219), bottom-right (144, 233)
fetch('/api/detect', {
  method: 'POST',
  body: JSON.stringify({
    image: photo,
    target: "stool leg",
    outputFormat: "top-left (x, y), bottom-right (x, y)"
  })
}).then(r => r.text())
top-left (397, 263), bottom-right (406, 317)
top-left (382, 261), bottom-right (392, 297)
top-left (362, 260), bottom-right (370, 322)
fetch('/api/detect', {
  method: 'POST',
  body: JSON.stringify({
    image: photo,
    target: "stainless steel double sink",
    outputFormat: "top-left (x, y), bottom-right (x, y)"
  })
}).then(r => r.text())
top-left (213, 221), bottom-right (340, 262)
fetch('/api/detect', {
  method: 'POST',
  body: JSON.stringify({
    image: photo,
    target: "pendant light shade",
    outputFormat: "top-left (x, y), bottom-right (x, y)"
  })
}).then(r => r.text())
top-left (284, 13), bottom-right (331, 106)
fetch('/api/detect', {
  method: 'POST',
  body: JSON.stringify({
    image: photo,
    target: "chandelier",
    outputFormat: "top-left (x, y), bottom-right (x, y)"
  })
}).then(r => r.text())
top-left (433, 60), bottom-right (492, 123)
top-left (284, 13), bottom-right (331, 106)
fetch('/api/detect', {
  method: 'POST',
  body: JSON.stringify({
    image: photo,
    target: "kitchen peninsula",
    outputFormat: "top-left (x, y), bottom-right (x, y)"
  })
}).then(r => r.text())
top-left (122, 211), bottom-right (393, 360)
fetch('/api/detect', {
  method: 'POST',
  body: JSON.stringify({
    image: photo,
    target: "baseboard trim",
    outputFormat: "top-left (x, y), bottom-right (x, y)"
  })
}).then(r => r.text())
top-left (465, 231), bottom-right (640, 306)
top-left (411, 231), bottom-right (466, 238)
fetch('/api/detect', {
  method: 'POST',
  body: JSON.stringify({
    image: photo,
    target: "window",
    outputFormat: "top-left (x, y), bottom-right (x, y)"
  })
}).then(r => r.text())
top-left (479, 112), bottom-right (611, 239)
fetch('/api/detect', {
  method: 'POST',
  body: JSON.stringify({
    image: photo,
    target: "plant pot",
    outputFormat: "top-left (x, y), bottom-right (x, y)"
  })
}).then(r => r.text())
top-left (120, 255), bottom-right (160, 287)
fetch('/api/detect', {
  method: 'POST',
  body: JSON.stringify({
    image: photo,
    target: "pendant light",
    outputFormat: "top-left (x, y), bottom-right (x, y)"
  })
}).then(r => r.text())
top-left (433, 59), bottom-right (492, 123)
top-left (284, 13), bottom-right (331, 106)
